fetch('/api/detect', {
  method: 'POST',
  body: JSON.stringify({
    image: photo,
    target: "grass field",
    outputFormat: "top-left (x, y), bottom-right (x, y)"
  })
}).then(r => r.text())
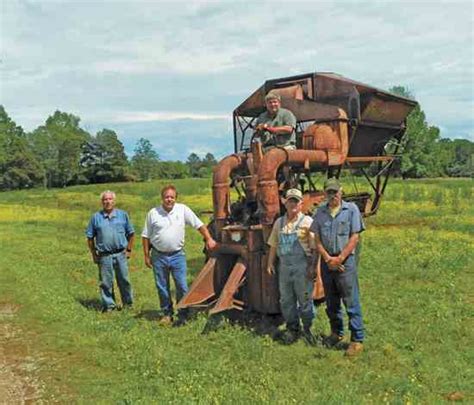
top-left (0, 178), bottom-right (473, 403)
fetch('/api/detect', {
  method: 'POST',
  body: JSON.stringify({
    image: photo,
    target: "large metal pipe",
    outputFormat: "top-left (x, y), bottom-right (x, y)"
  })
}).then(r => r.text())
top-left (212, 153), bottom-right (247, 237)
top-left (256, 148), bottom-right (347, 225)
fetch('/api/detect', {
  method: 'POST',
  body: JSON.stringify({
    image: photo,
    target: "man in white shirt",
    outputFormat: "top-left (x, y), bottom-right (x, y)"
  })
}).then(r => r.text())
top-left (142, 184), bottom-right (216, 326)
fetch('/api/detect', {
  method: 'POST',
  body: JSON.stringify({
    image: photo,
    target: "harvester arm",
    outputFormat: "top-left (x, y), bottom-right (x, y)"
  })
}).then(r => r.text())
top-left (209, 259), bottom-right (247, 314)
top-left (177, 258), bottom-right (217, 309)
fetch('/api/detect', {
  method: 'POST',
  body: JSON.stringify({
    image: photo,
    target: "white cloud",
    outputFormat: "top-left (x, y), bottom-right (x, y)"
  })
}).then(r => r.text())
top-left (1, 0), bottom-right (472, 152)
top-left (107, 111), bottom-right (229, 123)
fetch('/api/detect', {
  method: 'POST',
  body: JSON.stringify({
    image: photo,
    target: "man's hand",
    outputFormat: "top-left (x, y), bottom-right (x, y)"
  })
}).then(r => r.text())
top-left (327, 255), bottom-right (345, 272)
top-left (255, 123), bottom-right (274, 133)
top-left (126, 250), bottom-right (132, 259)
top-left (91, 252), bottom-right (99, 264)
top-left (266, 264), bottom-right (275, 276)
top-left (205, 237), bottom-right (217, 252)
top-left (327, 255), bottom-right (343, 267)
top-left (144, 254), bottom-right (152, 269)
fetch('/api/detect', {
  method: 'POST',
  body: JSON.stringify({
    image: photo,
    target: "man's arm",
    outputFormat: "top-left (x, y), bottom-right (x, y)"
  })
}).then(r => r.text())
top-left (87, 238), bottom-right (99, 264)
top-left (126, 233), bottom-right (135, 259)
top-left (256, 123), bottom-right (293, 135)
top-left (266, 245), bottom-right (277, 275)
top-left (339, 233), bottom-right (359, 263)
top-left (142, 237), bottom-right (152, 269)
top-left (314, 233), bottom-right (331, 264)
top-left (198, 225), bottom-right (217, 251)
top-left (314, 233), bottom-right (346, 273)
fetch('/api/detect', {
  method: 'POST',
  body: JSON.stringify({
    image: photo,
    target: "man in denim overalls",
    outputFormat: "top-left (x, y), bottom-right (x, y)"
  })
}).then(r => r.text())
top-left (310, 178), bottom-right (365, 357)
top-left (267, 188), bottom-right (317, 345)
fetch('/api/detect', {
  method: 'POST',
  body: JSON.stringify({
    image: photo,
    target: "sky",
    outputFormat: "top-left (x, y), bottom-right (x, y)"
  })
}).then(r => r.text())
top-left (1, 0), bottom-right (473, 161)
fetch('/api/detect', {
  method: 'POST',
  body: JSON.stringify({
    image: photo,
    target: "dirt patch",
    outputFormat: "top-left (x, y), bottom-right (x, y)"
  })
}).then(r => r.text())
top-left (0, 303), bottom-right (44, 404)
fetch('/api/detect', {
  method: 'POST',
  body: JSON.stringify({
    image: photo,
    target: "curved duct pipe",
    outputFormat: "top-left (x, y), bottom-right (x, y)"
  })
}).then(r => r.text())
top-left (257, 148), bottom-right (348, 226)
top-left (212, 153), bottom-right (247, 238)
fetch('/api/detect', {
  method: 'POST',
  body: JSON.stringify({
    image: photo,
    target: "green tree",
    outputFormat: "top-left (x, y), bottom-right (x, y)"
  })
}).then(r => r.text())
top-left (29, 111), bottom-right (90, 187)
top-left (439, 138), bottom-right (474, 177)
top-left (156, 161), bottom-right (190, 179)
top-left (0, 106), bottom-right (44, 190)
top-left (390, 86), bottom-right (443, 178)
top-left (80, 129), bottom-right (129, 183)
top-left (186, 153), bottom-right (202, 177)
top-left (131, 138), bottom-right (159, 181)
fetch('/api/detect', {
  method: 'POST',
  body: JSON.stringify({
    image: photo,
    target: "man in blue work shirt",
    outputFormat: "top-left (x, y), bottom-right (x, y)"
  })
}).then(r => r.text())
top-left (86, 190), bottom-right (135, 312)
top-left (310, 178), bottom-right (365, 357)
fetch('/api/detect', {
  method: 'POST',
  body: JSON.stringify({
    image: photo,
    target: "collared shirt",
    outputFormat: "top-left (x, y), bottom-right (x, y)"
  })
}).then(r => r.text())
top-left (141, 203), bottom-right (204, 252)
top-left (310, 200), bottom-right (365, 256)
top-left (267, 212), bottom-right (314, 256)
top-left (255, 107), bottom-right (297, 148)
top-left (85, 209), bottom-right (134, 254)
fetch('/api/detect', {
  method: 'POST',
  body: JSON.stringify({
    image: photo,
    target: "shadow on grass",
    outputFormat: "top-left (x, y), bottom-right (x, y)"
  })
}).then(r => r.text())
top-left (202, 309), bottom-right (285, 340)
top-left (134, 310), bottom-right (162, 321)
top-left (77, 298), bottom-right (102, 312)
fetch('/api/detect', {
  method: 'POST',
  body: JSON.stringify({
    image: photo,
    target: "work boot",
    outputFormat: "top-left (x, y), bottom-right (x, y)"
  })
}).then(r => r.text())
top-left (323, 333), bottom-right (344, 348)
top-left (278, 329), bottom-right (300, 345)
top-left (345, 342), bottom-right (364, 357)
top-left (158, 315), bottom-right (173, 326)
top-left (172, 316), bottom-right (187, 328)
top-left (302, 327), bottom-right (319, 347)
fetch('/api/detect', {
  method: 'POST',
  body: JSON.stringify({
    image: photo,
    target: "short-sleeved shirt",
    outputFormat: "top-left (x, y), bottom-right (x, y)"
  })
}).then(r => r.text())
top-left (267, 212), bottom-right (314, 256)
top-left (85, 209), bottom-right (134, 254)
top-left (255, 107), bottom-right (297, 148)
top-left (310, 201), bottom-right (365, 256)
top-left (141, 203), bottom-right (204, 252)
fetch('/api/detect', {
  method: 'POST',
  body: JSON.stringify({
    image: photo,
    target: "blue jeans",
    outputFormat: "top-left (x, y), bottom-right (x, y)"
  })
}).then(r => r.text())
top-left (98, 251), bottom-right (133, 309)
top-left (278, 245), bottom-right (315, 331)
top-left (321, 255), bottom-right (364, 342)
top-left (151, 250), bottom-right (188, 317)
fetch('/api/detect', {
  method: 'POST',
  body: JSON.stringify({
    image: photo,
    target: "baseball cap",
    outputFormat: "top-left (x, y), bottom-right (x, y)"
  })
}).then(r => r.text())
top-left (285, 188), bottom-right (303, 201)
top-left (324, 178), bottom-right (341, 192)
top-left (265, 90), bottom-right (281, 102)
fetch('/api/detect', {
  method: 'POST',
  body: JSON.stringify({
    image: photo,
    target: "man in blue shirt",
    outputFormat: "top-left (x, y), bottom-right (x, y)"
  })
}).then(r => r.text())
top-left (86, 191), bottom-right (135, 312)
top-left (310, 178), bottom-right (365, 357)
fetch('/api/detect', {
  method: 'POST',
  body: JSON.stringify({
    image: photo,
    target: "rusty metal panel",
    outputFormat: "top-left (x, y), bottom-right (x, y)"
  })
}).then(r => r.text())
top-left (209, 260), bottom-right (247, 314)
top-left (260, 251), bottom-right (280, 314)
top-left (247, 228), bottom-right (264, 252)
top-left (246, 251), bottom-right (263, 312)
top-left (312, 257), bottom-right (325, 301)
top-left (177, 258), bottom-right (216, 309)
top-left (348, 125), bottom-right (401, 157)
top-left (361, 95), bottom-right (414, 125)
top-left (302, 192), bottom-right (325, 215)
top-left (213, 255), bottom-right (237, 297)
top-left (234, 85), bottom-right (266, 116)
top-left (281, 98), bottom-right (344, 122)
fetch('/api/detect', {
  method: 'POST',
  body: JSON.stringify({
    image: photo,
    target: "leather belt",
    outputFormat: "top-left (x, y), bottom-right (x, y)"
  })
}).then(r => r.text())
top-left (98, 248), bottom-right (125, 256)
top-left (153, 248), bottom-right (182, 256)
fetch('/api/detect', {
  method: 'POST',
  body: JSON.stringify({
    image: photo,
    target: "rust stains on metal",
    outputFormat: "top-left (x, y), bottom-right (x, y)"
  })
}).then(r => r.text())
top-left (209, 260), bottom-right (247, 314)
top-left (177, 258), bottom-right (216, 309)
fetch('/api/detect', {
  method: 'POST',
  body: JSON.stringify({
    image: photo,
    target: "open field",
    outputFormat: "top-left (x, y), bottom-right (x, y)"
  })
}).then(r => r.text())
top-left (0, 178), bottom-right (473, 403)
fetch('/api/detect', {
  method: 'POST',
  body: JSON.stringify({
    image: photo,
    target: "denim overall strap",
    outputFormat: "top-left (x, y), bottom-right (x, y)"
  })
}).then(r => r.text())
top-left (277, 215), bottom-right (305, 258)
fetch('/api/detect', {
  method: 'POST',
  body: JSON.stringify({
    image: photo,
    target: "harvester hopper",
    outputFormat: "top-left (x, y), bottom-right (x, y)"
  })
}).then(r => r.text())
top-left (178, 72), bottom-right (417, 317)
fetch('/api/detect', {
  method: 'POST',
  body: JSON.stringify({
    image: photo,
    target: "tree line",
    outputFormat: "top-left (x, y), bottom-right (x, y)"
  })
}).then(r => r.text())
top-left (0, 106), bottom-right (217, 190)
top-left (1, 87), bottom-right (473, 191)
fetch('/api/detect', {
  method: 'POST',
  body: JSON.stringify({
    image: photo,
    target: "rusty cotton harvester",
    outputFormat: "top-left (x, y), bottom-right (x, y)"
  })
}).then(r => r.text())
top-left (178, 72), bottom-right (417, 316)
